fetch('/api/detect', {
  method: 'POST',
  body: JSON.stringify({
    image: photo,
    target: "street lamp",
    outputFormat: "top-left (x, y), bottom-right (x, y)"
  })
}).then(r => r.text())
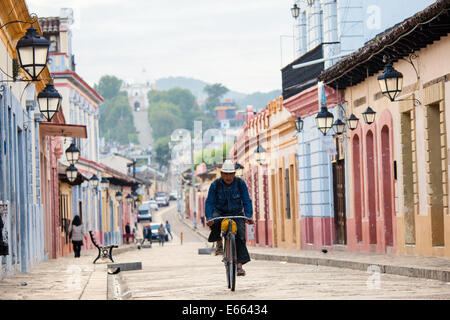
top-left (16, 26), bottom-right (50, 81)
top-left (332, 119), bottom-right (346, 135)
top-left (295, 116), bottom-right (304, 133)
top-left (65, 142), bottom-right (80, 165)
top-left (315, 106), bottom-right (334, 135)
top-left (346, 113), bottom-right (359, 131)
top-left (100, 177), bottom-right (109, 189)
top-left (291, 4), bottom-right (300, 19)
top-left (66, 164), bottom-right (78, 183)
top-left (90, 174), bottom-right (99, 188)
top-left (115, 191), bottom-right (123, 202)
top-left (235, 163), bottom-right (244, 178)
top-left (377, 62), bottom-right (403, 102)
top-left (255, 144), bottom-right (267, 165)
top-left (132, 191), bottom-right (138, 201)
top-left (126, 194), bottom-right (133, 204)
top-left (37, 83), bottom-right (62, 122)
top-left (362, 106), bottom-right (376, 125)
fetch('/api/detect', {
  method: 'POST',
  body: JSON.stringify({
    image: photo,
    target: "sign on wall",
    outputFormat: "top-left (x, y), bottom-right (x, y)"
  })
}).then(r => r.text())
top-left (0, 203), bottom-right (8, 256)
top-left (246, 224), bottom-right (255, 241)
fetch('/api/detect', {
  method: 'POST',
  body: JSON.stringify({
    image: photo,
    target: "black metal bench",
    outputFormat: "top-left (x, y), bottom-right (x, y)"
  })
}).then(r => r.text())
top-left (89, 231), bottom-right (118, 264)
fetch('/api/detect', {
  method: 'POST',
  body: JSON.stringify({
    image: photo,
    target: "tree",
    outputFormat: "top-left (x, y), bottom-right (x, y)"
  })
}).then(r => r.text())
top-left (154, 137), bottom-right (171, 169)
top-left (96, 75), bottom-right (138, 145)
top-left (203, 83), bottom-right (229, 113)
top-left (148, 106), bottom-right (184, 141)
top-left (94, 75), bottom-right (123, 100)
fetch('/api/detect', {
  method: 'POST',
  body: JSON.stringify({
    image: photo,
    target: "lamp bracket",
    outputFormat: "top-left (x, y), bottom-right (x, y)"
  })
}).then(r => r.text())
top-left (401, 53), bottom-right (420, 81)
top-left (384, 52), bottom-right (419, 82)
top-left (0, 13), bottom-right (38, 31)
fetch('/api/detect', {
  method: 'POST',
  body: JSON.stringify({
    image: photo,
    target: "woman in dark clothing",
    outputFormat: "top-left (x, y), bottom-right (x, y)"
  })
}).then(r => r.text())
top-left (69, 215), bottom-right (86, 258)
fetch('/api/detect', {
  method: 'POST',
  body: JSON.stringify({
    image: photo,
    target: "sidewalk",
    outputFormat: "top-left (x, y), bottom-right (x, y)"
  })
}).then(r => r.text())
top-left (0, 244), bottom-right (137, 300)
top-left (179, 215), bottom-right (450, 282)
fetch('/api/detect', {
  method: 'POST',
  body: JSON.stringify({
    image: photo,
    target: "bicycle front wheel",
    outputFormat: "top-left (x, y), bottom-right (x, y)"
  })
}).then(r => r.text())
top-left (228, 233), bottom-right (237, 291)
top-left (224, 237), bottom-right (231, 289)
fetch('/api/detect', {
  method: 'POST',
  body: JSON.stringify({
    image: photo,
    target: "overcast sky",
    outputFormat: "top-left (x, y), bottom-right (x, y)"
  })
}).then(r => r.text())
top-left (26, 0), bottom-right (435, 94)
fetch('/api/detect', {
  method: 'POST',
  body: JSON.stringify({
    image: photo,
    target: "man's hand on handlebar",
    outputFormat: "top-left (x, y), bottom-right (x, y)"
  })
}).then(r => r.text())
top-left (206, 217), bottom-right (254, 227)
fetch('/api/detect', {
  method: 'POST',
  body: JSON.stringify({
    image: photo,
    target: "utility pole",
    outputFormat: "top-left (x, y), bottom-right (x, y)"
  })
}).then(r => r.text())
top-left (191, 138), bottom-right (196, 229)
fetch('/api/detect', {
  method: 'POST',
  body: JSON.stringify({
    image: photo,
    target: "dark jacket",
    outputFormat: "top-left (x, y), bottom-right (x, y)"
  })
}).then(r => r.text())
top-left (205, 177), bottom-right (253, 220)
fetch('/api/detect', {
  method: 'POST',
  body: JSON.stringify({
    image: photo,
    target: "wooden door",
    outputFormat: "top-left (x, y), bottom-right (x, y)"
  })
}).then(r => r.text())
top-left (333, 159), bottom-right (346, 245)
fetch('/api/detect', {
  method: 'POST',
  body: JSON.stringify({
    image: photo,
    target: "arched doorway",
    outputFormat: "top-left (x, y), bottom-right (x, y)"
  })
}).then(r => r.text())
top-left (366, 130), bottom-right (377, 245)
top-left (381, 125), bottom-right (394, 247)
top-left (352, 135), bottom-right (363, 243)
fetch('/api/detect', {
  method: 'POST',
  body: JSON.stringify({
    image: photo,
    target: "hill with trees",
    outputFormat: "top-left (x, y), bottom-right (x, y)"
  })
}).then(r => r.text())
top-left (155, 76), bottom-right (280, 111)
top-left (95, 75), bottom-right (138, 145)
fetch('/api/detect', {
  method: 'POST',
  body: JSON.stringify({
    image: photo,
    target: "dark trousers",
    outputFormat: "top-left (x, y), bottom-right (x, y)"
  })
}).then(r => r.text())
top-left (208, 216), bottom-right (251, 265)
top-left (141, 233), bottom-right (152, 246)
top-left (72, 240), bottom-right (82, 258)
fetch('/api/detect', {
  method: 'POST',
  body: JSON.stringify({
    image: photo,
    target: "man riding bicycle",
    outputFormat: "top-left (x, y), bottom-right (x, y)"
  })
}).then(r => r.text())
top-left (205, 159), bottom-right (254, 276)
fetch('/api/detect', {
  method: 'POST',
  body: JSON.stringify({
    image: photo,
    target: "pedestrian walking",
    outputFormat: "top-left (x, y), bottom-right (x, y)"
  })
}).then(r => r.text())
top-left (193, 211), bottom-right (197, 230)
top-left (125, 223), bottom-right (131, 244)
top-left (141, 225), bottom-right (152, 247)
top-left (147, 225), bottom-right (153, 247)
top-left (200, 216), bottom-right (205, 227)
top-left (68, 215), bottom-right (86, 258)
top-left (158, 223), bottom-right (166, 246)
top-left (165, 220), bottom-right (173, 240)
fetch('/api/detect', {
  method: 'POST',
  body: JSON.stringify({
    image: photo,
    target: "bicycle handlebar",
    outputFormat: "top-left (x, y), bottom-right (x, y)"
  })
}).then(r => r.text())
top-left (207, 216), bottom-right (252, 221)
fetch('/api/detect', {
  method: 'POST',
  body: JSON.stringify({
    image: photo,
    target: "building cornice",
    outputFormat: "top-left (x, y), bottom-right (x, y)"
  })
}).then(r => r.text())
top-left (52, 71), bottom-right (104, 104)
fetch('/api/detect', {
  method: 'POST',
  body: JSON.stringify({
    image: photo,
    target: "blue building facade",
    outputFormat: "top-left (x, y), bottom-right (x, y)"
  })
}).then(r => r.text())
top-left (0, 82), bottom-right (46, 278)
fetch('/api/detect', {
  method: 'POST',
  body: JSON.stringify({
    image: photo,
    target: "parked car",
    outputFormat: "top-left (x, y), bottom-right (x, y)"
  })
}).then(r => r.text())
top-left (149, 223), bottom-right (169, 241)
top-left (137, 202), bottom-right (152, 222)
top-left (169, 192), bottom-right (178, 201)
top-left (155, 192), bottom-right (169, 207)
top-left (149, 200), bottom-right (158, 211)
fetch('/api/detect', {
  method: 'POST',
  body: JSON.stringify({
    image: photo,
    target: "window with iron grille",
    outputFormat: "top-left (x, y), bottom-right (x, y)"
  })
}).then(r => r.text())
top-left (285, 168), bottom-right (291, 219)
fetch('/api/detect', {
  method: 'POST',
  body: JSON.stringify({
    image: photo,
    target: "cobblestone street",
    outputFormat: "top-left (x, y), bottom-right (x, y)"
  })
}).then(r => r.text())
top-left (1, 205), bottom-right (449, 300)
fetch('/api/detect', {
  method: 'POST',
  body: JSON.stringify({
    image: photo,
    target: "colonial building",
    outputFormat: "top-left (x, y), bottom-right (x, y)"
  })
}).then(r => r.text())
top-left (39, 10), bottom-right (104, 257)
top-left (319, 0), bottom-right (450, 257)
top-left (0, 1), bottom-right (62, 277)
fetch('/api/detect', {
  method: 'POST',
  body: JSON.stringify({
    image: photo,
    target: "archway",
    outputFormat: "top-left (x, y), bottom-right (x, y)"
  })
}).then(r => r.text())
top-left (366, 130), bottom-right (377, 244)
top-left (352, 134), bottom-right (363, 243)
top-left (381, 125), bottom-right (394, 247)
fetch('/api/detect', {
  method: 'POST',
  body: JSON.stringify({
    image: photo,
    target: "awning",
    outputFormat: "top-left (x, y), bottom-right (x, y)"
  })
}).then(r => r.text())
top-left (39, 122), bottom-right (87, 138)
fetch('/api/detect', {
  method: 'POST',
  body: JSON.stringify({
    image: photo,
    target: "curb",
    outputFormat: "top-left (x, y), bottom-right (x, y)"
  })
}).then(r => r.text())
top-left (179, 215), bottom-right (450, 283)
top-left (250, 253), bottom-right (450, 283)
top-left (178, 215), bottom-right (209, 241)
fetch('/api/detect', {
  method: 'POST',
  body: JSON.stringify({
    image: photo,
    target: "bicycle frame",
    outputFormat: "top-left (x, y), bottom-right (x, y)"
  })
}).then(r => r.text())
top-left (207, 216), bottom-right (250, 291)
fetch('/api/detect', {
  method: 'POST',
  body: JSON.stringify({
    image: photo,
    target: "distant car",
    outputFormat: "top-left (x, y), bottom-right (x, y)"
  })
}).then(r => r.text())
top-left (155, 192), bottom-right (169, 207)
top-left (169, 192), bottom-right (178, 201)
top-left (137, 202), bottom-right (152, 222)
top-left (149, 200), bottom-right (158, 211)
top-left (149, 223), bottom-right (169, 241)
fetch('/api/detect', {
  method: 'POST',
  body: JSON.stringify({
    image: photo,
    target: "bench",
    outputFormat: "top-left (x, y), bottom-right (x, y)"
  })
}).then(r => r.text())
top-left (89, 231), bottom-right (118, 264)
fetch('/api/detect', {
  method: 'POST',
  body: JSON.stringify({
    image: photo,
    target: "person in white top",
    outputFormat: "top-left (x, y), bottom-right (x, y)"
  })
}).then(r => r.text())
top-left (69, 215), bottom-right (86, 258)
